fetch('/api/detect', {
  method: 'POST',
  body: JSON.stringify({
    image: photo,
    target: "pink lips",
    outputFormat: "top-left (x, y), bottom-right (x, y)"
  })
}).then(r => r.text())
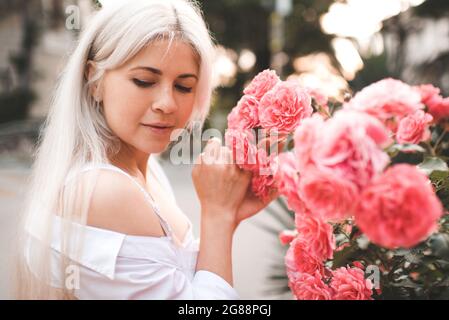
top-left (141, 122), bottom-right (175, 135)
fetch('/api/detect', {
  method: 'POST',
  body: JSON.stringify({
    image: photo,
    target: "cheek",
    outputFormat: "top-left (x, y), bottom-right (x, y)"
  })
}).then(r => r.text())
top-left (175, 95), bottom-right (196, 128)
top-left (101, 76), bottom-right (148, 135)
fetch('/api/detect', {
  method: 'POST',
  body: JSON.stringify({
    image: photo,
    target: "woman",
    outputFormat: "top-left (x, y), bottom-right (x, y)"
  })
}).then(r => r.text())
top-left (15, 0), bottom-right (275, 299)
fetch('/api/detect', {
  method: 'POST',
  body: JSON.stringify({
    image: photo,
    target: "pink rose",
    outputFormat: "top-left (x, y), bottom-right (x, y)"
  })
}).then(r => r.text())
top-left (227, 95), bottom-right (260, 129)
top-left (332, 110), bottom-right (392, 147)
top-left (285, 237), bottom-right (325, 277)
top-left (330, 267), bottom-right (373, 300)
top-left (225, 128), bottom-right (258, 171)
top-left (295, 215), bottom-right (336, 260)
top-left (293, 111), bottom-right (391, 222)
top-left (355, 164), bottom-right (444, 248)
top-left (243, 69), bottom-right (280, 101)
top-left (290, 271), bottom-right (333, 300)
top-left (251, 171), bottom-right (276, 202)
top-left (299, 169), bottom-right (358, 222)
top-left (306, 87), bottom-right (329, 107)
top-left (396, 110), bottom-right (433, 144)
top-left (294, 111), bottom-right (390, 191)
top-left (352, 261), bottom-right (365, 270)
top-left (416, 84), bottom-right (449, 122)
top-left (272, 152), bottom-right (306, 214)
top-left (259, 81), bottom-right (313, 134)
top-left (249, 148), bottom-right (279, 200)
top-left (254, 147), bottom-right (274, 174)
top-left (428, 97), bottom-right (449, 123)
top-left (313, 110), bottom-right (391, 190)
top-left (293, 114), bottom-right (325, 173)
top-left (279, 229), bottom-right (298, 245)
top-left (417, 84), bottom-right (442, 106)
top-left (344, 78), bottom-right (423, 132)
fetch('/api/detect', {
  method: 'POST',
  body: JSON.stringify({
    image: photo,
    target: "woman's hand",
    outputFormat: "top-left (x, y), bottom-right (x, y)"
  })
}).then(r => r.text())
top-left (233, 136), bottom-right (285, 225)
top-left (192, 138), bottom-right (252, 228)
top-left (235, 185), bottom-right (279, 226)
top-left (193, 137), bottom-right (280, 285)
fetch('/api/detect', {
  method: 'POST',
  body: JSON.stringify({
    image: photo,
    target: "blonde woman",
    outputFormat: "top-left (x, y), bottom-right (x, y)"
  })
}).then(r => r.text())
top-left (15, 0), bottom-right (275, 299)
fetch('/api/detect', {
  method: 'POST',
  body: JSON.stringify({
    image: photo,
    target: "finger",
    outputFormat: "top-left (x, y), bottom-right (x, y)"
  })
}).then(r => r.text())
top-left (196, 152), bottom-right (202, 165)
top-left (197, 152), bottom-right (206, 165)
top-left (220, 146), bottom-right (233, 165)
top-left (202, 150), bottom-right (215, 165)
top-left (226, 145), bottom-right (236, 164)
top-left (204, 138), bottom-right (221, 163)
top-left (211, 138), bottom-right (223, 161)
top-left (265, 187), bottom-right (280, 203)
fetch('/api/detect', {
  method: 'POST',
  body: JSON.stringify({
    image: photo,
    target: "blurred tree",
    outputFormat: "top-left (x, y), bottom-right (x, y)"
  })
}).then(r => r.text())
top-left (0, 0), bottom-right (42, 123)
top-left (0, 0), bottom-right (21, 20)
top-left (199, 0), bottom-right (336, 129)
top-left (48, 0), bottom-right (65, 29)
top-left (360, 0), bottom-right (449, 95)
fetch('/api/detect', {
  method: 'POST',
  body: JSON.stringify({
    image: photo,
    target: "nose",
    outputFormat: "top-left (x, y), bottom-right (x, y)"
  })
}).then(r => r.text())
top-left (151, 84), bottom-right (177, 114)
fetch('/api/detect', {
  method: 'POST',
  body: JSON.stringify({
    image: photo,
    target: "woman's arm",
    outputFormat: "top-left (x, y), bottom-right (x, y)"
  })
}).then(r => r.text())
top-left (192, 138), bottom-right (252, 286)
top-left (196, 209), bottom-right (236, 285)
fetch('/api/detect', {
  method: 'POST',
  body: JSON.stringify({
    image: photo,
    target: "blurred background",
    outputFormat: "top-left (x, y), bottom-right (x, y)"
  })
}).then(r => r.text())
top-left (0, 0), bottom-right (448, 299)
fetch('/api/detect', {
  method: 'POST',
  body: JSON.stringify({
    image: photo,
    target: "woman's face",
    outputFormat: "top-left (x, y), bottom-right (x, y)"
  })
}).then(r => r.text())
top-left (99, 39), bottom-right (199, 154)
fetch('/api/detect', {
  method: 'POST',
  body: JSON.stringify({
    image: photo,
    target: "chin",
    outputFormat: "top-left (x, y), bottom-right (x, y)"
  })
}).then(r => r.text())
top-left (141, 141), bottom-right (170, 154)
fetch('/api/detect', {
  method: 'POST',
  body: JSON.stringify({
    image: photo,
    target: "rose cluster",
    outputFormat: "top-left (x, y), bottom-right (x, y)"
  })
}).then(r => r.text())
top-left (226, 73), bottom-right (446, 300)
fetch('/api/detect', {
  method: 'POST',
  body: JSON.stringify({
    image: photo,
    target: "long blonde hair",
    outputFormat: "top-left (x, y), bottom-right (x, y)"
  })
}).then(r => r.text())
top-left (15, 0), bottom-right (215, 299)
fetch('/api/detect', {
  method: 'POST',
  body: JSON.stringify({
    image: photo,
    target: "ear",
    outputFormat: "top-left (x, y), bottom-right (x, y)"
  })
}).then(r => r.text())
top-left (85, 60), bottom-right (102, 102)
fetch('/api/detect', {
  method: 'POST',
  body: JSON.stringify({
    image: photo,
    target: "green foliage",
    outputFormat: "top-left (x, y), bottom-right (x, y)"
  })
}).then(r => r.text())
top-left (419, 157), bottom-right (449, 175)
top-left (330, 221), bottom-right (449, 299)
top-left (264, 132), bottom-right (449, 299)
top-left (386, 144), bottom-right (426, 158)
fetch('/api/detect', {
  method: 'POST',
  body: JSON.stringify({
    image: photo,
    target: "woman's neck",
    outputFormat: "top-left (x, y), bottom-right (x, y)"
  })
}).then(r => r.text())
top-left (109, 144), bottom-right (150, 182)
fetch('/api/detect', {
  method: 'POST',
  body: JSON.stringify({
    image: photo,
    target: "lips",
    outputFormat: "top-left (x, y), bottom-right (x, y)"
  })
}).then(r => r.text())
top-left (143, 123), bottom-right (175, 128)
top-left (141, 122), bottom-right (175, 135)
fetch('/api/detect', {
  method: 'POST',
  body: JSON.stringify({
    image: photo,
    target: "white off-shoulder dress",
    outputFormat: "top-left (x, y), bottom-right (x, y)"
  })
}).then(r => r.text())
top-left (25, 157), bottom-right (240, 300)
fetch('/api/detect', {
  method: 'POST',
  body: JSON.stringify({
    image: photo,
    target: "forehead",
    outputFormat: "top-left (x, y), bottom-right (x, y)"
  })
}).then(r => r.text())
top-left (124, 38), bottom-right (199, 75)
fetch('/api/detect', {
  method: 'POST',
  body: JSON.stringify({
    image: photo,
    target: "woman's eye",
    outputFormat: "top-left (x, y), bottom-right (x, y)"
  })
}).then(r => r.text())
top-left (132, 79), bottom-right (153, 88)
top-left (175, 85), bottom-right (193, 93)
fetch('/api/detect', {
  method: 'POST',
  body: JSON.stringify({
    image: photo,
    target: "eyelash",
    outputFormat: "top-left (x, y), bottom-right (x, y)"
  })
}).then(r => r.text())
top-left (132, 79), bottom-right (192, 93)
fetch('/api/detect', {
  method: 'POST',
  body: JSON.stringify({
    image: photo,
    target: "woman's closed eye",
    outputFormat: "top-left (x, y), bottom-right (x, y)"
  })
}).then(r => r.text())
top-left (175, 84), bottom-right (193, 93)
top-left (132, 78), bottom-right (193, 93)
top-left (133, 78), bottom-right (153, 88)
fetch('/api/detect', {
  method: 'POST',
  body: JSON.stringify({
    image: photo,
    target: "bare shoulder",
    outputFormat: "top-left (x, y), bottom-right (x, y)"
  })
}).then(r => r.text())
top-left (82, 169), bottom-right (166, 237)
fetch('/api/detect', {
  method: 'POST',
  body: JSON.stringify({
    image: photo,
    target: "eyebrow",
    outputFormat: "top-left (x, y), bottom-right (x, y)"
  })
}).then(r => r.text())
top-left (130, 66), bottom-right (198, 80)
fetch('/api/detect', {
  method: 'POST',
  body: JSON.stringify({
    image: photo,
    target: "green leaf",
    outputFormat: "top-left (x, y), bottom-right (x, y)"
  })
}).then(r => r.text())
top-left (390, 278), bottom-right (420, 288)
top-left (418, 157), bottom-right (449, 176)
top-left (386, 144), bottom-right (426, 157)
top-left (428, 171), bottom-right (449, 210)
top-left (331, 244), bottom-right (360, 268)
top-left (436, 286), bottom-right (449, 299)
top-left (428, 233), bottom-right (449, 259)
top-left (429, 170), bottom-right (449, 187)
